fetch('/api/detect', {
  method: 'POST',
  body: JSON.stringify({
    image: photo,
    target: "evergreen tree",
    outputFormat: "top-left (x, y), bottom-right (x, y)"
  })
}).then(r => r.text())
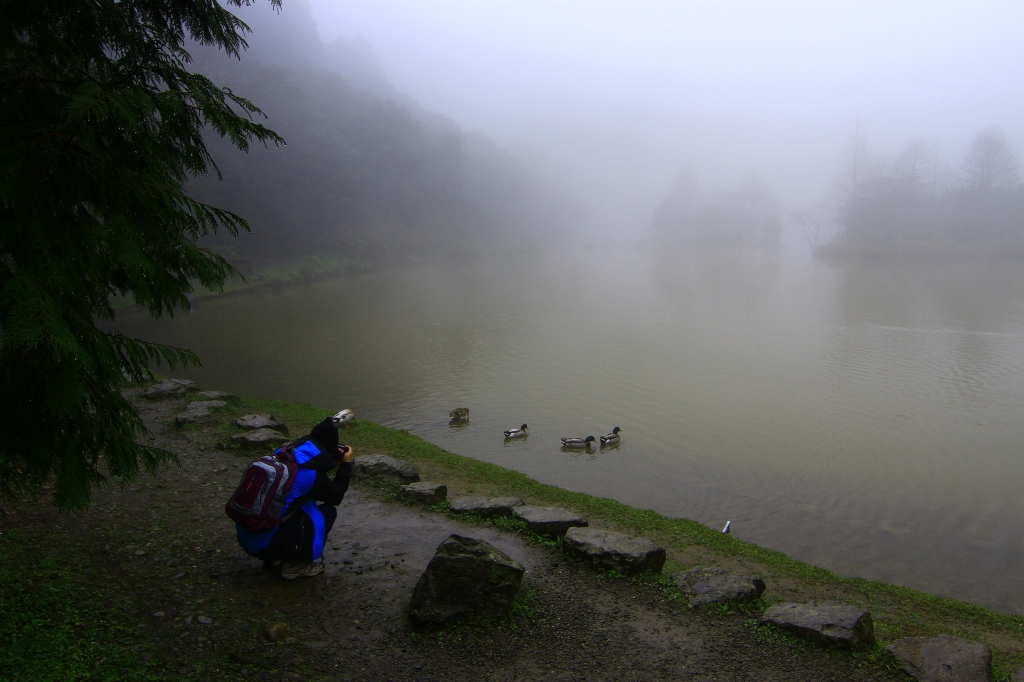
top-left (0, 0), bottom-right (283, 510)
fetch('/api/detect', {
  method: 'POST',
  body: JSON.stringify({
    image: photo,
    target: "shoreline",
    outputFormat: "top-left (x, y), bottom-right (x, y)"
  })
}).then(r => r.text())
top-left (211, 393), bottom-right (1024, 673)
top-left (2, 386), bottom-right (1022, 680)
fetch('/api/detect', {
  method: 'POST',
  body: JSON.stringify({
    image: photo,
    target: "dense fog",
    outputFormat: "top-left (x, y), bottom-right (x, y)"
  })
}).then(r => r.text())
top-left (191, 0), bottom-right (1024, 261)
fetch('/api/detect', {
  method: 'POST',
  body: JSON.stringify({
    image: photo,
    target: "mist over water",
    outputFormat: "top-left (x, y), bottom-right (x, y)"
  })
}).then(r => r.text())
top-left (109, 0), bottom-right (1024, 613)
top-left (117, 247), bottom-right (1024, 613)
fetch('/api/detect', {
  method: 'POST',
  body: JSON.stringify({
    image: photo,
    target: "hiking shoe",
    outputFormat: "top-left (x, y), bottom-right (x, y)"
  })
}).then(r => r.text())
top-left (280, 561), bottom-right (324, 580)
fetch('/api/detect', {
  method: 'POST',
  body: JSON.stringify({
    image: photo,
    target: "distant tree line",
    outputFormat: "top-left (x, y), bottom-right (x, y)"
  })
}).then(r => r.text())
top-left (821, 126), bottom-right (1024, 256)
top-left (188, 31), bottom-right (577, 264)
top-left (652, 169), bottom-right (784, 249)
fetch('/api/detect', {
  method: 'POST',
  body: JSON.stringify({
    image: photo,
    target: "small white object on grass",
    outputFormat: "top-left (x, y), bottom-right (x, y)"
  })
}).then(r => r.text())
top-left (722, 521), bottom-right (731, 534)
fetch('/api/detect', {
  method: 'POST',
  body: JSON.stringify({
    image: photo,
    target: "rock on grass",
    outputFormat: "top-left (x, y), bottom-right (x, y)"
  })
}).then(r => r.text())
top-left (400, 482), bottom-right (447, 505)
top-left (231, 428), bottom-right (291, 447)
top-left (235, 414), bottom-right (289, 433)
top-left (448, 496), bottom-right (524, 518)
top-left (562, 527), bottom-right (665, 576)
top-left (673, 566), bottom-right (765, 607)
top-left (352, 454), bottom-right (420, 484)
top-left (760, 602), bottom-right (874, 649)
top-left (512, 506), bottom-right (587, 537)
top-left (886, 634), bottom-right (991, 682)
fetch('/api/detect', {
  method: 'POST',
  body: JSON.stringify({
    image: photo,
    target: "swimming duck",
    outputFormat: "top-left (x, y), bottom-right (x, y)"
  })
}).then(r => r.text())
top-left (504, 424), bottom-right (529, 439)
top-left (600, 427), bottom-right (622, 445)
top-left (561, 435), bottom-right (596, 448)
top-left (449, 407), bottom-right (470, 422)
top-left (332, 409), bottom-right (355, 428)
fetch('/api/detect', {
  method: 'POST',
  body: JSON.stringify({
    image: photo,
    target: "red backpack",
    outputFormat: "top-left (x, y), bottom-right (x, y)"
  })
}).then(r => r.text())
top-left (225, 446), bottom-right (298, 532)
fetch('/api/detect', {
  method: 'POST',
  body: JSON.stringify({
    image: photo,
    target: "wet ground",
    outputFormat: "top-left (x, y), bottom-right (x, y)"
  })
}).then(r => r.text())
top-left (4, 393), bottom-right (904, 681)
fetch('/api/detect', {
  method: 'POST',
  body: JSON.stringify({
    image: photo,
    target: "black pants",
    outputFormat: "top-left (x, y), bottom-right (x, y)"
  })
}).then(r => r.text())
top-left (255, 503), bottom-right (337, 563)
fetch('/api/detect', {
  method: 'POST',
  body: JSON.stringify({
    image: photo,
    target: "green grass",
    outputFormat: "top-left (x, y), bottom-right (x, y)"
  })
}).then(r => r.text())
top-left (172, 393), bottom-right (1024, 675)
top-left (0, 528), bottom-right (163, 681)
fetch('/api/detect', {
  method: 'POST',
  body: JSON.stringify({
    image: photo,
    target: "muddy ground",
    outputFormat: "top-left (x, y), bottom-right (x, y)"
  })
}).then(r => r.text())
top-left (5, 392), bottom-right (906, 681)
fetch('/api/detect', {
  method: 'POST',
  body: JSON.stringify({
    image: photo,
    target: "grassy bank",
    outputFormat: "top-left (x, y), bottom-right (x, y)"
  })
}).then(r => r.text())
top-left (204, 395), bottom-right (1024, 677)
top-left (3, 391), bottom-right (1022, 680)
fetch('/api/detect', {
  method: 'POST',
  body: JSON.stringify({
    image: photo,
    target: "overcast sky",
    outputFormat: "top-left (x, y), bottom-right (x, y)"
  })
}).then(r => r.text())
top-left (294, 0), bottom-right (1024, 236)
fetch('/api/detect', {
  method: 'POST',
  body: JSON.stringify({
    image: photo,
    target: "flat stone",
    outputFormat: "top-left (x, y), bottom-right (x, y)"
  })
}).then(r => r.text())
top-left (187, 400), bottom-right (227, 411)
top-left (562, 527), bottom-right (666, 576)
top-left (176, 406), bottom-right (211, 426)
top-left (231, 428), bottom-right (292, 447)
top-left (352, 454), bottom-right (420, 484)
top-left (235, 414), bottom-right (289, 434)
top-left (197, 616), bottom-right (212, 625)
top-left (408, 535), bottom-right (524, 625)
top-left (760, 602), bottom-right (874, 649)
top-left (1012, 666), bottom-right (1024, 682)
top-left (512, 506), bottom-right (588, 537)
top-left (195, 391), bottom-right (241, 404)
top-left (886, 635), bottom-right (991, 682)
top-left (401, 482), bottom-right (447, 505)
top-left (448, 496), bottom-right (525, 518)
top-left (140, 379), bottom-right (199, 399)
top-left (673, 566), bottom-right (766, 607)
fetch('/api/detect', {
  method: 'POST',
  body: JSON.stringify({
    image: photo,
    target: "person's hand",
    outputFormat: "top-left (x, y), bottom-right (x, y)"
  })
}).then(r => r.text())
top-left (339, 445), bottom-right (354, 463)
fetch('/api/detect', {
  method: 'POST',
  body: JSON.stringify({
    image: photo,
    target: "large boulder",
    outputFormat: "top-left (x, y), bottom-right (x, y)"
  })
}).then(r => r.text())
top-left (352, 454), bottom-right (420, 484)
top-left (562, 528), bottom-right (665, 576)
top-left (449, 496), bottom-right (524, 518)
top-left (401, 482), bottom-right (448, 505)
top-left (408, 535), bottom-right (524, 625)
top-left (760, 602), bottom-right (874, 649)
top-left (512, 506), bottom-right (587, 537)
top-left (231, 428), bottom-right (291, 448)
top-left (235, 414), bottom-right (288, 434)
top-left (886, 635), bottom-right (991, 682)
top-left (673, 566), bottom-right (766, 607)
top-left (141, 379), bottom-right (199, 399)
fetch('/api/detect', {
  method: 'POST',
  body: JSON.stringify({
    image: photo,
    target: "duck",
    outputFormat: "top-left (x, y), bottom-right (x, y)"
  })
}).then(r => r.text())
top-left (332, 409), bottom-right (355, 428)
top-left (504, 424), bottom-right (528, 439)
top-left (600, 426), bottom-right (622, 445)
top-left (448, 407), bottom-right (470, 422)
top-left (560, 435), bottom-right (596, 448)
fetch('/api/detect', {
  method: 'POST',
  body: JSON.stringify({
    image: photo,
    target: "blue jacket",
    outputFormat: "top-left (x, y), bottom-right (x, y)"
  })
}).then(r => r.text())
top-left (235, 440), bottom-right (346, 560)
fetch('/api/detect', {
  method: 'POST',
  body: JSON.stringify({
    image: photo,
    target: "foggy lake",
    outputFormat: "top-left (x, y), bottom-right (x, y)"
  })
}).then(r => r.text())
top-left (114, 246), bottom-right (1024, 614)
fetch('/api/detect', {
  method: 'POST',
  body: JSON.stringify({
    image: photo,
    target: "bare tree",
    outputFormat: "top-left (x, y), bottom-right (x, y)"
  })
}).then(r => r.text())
top-left (960, 126), bottom-right (1021, 193)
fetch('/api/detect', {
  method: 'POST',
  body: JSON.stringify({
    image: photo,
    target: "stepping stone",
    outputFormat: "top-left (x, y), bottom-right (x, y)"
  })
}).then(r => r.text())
top-left (401, 482), bottom-right (448, 505)
top-left (886, 635), bottom-right (991, 682)
top-left (187, 400), bottom-right (227, 411)
top-left (141, 379), bottom-right (199, 399)
top-left (673, 566), bottom-right (766, 607)
top-left (512, 506), bottom-right (587, 537)
top-left (195, 391), bottom-right (241, 404)
top-left (562, 528), bottom-right (666, 576)
top-left (235, 414), bottom-right (288, 434)
top-left (175, 400), bottom-right (228, 426)
top-left (352, 454), bottom-right (420, 484)
top-left (176, 407), bottom-right (212, 426)
top-left (408, 535), bottom-right (524, 625)
top-left (231, 428), bottom-right (291, 447)
top-left (448, 496), bottom-right (524, 518)
top-left (760, 602), bottom-right (874, 649)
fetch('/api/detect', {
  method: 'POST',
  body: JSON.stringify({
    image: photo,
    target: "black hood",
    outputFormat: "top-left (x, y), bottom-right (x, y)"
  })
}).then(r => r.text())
top-left (308, 417), bottom-right (339, 455)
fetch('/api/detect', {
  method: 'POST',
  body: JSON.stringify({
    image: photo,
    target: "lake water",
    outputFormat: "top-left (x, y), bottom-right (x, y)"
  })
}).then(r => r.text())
top-left (114, 246), bottom-right (1024, 614)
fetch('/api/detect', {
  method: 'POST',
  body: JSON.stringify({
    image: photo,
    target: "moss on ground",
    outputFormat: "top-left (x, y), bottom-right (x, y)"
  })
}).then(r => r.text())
top-left (199, 395), bottom-right (1024, 677)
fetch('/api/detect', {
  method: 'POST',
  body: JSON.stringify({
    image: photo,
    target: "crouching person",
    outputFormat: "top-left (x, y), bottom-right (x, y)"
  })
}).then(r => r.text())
top-left (229, 417), bottom-right (354, 580)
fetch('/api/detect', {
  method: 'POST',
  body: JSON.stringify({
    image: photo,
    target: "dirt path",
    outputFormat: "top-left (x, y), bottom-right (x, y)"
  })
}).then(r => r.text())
top-left (5, 393), bottom-right (904, 681)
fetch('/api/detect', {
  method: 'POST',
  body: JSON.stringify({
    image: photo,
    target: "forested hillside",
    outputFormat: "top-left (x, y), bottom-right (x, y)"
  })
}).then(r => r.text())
top-left (188, 1), bottom-right (578, 265)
